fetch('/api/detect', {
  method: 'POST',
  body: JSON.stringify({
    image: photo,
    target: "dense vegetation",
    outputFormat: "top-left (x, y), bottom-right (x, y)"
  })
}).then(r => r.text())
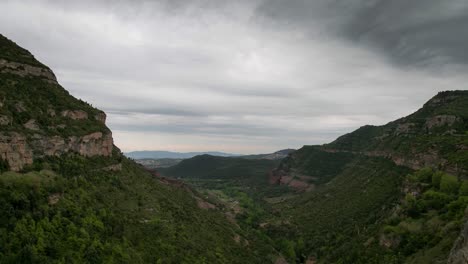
top-left (0, 72), bottom-right (108, 137)
top-left (0, 153), bottom-right (275, 263)
top-left (370, 168), bottom-right (468, 263)
top-left (278, 146), bottom-right (356, 184)
top-left (327, 91), bottom-right (468, 172)
top-left (266, 157), bottom-right (410, 263)
top-left (159, 92), bottom-right (468, 263)
top-left (0, 33), bottom-right (275, 263)
top-left (160, 155), bottom-right (286, 197)
top-left (2, 33), bottom-right (468, 264)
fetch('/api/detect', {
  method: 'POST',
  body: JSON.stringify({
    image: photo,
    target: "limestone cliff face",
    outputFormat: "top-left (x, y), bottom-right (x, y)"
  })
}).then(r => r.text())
top-left (0, 58), bottom-right (57, 84)
top-left (0, 132), bottom-right (33, 171)
top-left (0, 34), bottom-right (114, 171)
top-left (0, 117), bottom-right (114, 172)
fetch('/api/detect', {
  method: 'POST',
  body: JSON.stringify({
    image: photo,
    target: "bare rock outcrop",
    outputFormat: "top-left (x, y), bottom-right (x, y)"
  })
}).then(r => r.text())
top-left (61, 110), bottom-right (88, 120)
top-left (0, 131), bottom-right (113, 171)
top-left (15, 101), bottom-right (26, 112)
top-left (425, 115), bottom-right (460, 130)
top-left (102, 163), bottom-right (122, 172)
top-left (24, 119), bottom-right (40, 131)
top-left (0, 133), bottom-right (34, 171)
top-left (94, 112), bottom-right (106, 123)
top-left (0, 59), bottom-right (57, 83)
top-left (0, 115), bottom-right (11, 125)
top-left (394, 123), bottom-right (416, 135)
top-left (269, 169), bottom-right (314, 192)
top-left (31, 132), bottom-right (113, 158)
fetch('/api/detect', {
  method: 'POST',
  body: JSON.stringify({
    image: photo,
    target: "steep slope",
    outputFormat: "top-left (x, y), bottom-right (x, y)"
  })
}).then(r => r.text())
top-left (0, 34), bottom-right (112, 172)
top-left (241, 149), bottom-right (296, 160)
top-left (0, 34), bottom-right (275, 263)
top-left (267, 91), bottom-right (468, 263)
top-left (326, 91), bottom-right (468, 175)
top-left (159, 155), bottom-right (285, 200)
top-left (161, 155), bottom-right (278, 180)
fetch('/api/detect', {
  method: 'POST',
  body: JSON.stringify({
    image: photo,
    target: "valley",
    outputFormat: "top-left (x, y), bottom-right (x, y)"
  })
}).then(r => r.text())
top-left (1, 30), bottom-right (468, 264)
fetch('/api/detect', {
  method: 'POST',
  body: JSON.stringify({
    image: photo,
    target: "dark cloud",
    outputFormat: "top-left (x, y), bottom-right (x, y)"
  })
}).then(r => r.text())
top-left (255, 0), bottom-right (468, 67)
top-left (345, 0), bottom-right (468, 66)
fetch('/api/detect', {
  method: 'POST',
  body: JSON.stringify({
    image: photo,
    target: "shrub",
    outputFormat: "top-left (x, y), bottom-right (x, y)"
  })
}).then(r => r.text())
top-left (440, 174), bottom-right (459, 194)
top-left (432, 172), bottom-right (443, 189)
top-left (422, 190), bottom-right (452, 209)
top-left (414, 167), bottom-right (433, 183)
top-left (459, 181), bottom-right (468, 196)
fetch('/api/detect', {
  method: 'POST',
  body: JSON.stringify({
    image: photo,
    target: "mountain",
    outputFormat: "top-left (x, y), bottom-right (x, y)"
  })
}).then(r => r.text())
top-left (265, 91), bottom-right (468, 263)
top-left (125, 150), bottom-right (238, 159)
top-left (241, 149), bottom-right (296, 160)
top-left (132, 149), bottom-right (293, 169)
top-left (160, 91), bottom-right (468, 263)
top-left (3, 31), bottom-right (467, 263)
top-left (0, 34), bottom-right (276, 263)
top-left (134, 158), bottom-right (183, 169)
top-left (160, 154), bottom-right (279, 183)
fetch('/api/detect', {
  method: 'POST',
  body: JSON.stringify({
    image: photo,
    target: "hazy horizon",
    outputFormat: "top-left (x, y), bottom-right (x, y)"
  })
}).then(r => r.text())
top-left (1, 0), bottom-right (467, 154)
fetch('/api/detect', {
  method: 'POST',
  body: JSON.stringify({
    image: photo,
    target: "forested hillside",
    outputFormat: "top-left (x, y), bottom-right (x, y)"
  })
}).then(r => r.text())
top-left (161, 91), bottom-right (468, 263)
top-left (0, 34), bottom-right (276, 263)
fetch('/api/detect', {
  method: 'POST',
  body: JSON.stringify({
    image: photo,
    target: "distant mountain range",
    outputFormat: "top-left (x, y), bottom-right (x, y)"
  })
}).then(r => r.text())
top-left (126, 149), bottom-right (296, 161)
top-left (241, 149), bottom-right (296, 160)
top-left (124, 150), bottom-right (239, 159)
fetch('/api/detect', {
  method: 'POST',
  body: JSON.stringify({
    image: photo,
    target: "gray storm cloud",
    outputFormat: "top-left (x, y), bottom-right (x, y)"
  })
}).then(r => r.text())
top-left (0, 0), bottom-right (466, 153)
top-left (256, 0), bottom-right (468, 67)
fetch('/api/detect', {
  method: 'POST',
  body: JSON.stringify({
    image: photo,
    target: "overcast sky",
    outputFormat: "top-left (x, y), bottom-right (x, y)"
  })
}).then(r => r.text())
top-left (1, 0), bottom-right (467, 154)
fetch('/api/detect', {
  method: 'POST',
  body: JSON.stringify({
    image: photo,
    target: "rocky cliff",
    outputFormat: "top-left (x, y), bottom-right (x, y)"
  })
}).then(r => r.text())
top-left (0, 34), bottom-right (114, 171)
top-left (323, 91), bottom-right (468, 176)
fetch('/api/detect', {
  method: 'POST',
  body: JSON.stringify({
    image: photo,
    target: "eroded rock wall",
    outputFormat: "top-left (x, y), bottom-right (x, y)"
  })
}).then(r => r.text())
top-left (0, 59), bottom-right (57, 83)
top-left (0, 131), bottom-right (113, 171)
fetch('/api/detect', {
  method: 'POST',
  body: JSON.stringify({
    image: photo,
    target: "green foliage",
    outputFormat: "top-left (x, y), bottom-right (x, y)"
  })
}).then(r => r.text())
top-left (0, 154), bottom-right (271, 263)
top-left (413, 167), bottom-right (433, 183)
top-left (459, 181), bottom-right (468, 196)
top-left (160, 155), bottom-right (283, 199)
top-left (267, 157), bottom-right (410, 263)
top-left (325, 91), bottom-right (468, 172)
top-left (161, 155), bottom-right (278, 181)
top-left (422, 190), bottom-right (452, 210)
top-left (279, 146), bottom-right (355, 184)
top-left (440, 174), bottom-right (459, 194)
top-left (432, 171), bottom-right (443, 189)
top-left (0, 72), bottom-right (109, 137)
top-left (362, 169), bottom-right (467, 263)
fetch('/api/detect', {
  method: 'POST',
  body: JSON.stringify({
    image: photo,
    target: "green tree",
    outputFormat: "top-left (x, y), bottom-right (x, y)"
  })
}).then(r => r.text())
top-left (459, 181), bottom-right (468, 196)
top-left (432, 172), bottom-right (443, 189)
top-left (440, 174), bottom-right (459, 194)
top-left (414, 167), bottom-right (433, 183)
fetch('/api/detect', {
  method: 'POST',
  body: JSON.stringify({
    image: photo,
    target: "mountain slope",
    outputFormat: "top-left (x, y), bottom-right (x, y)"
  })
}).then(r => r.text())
top-left (241, 149), bottom-right (296, 160)
top-left (325, 91), bottom-right (468, 175)
top-left (159, 155), bottom-right (282, 197)
top-left (0, 34), bottom-right (275, 263)
top-left (267, 91), bottom-right (468, 263)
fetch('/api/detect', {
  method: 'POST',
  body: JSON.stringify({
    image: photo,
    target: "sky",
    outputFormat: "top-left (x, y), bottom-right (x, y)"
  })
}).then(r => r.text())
top-left (1, 0), bottom-right (467, 154)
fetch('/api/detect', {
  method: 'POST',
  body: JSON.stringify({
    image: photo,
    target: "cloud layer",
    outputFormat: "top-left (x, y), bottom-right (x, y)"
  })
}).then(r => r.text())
top-left (1, 0), bottom-right (467, 153)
